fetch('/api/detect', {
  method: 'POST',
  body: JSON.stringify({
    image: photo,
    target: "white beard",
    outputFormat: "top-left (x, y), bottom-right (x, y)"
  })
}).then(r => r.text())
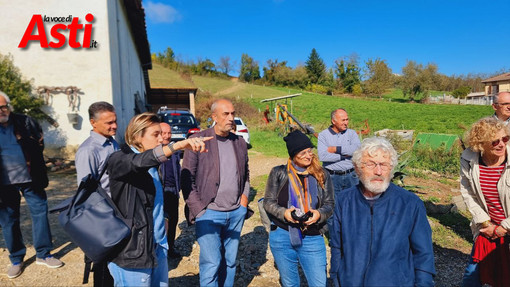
top-left (0, 115), bottom-right (8, 124)
top-left (361, 175), bottom-right (391, 194)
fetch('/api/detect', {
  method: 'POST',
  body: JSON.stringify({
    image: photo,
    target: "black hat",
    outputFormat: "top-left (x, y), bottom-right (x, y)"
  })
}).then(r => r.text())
top-left (284, 130), bottom-right (314, 158)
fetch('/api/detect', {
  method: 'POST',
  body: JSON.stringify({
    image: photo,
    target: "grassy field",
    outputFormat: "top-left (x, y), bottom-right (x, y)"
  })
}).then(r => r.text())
top-left (148, 64), bottom-right (196, 88)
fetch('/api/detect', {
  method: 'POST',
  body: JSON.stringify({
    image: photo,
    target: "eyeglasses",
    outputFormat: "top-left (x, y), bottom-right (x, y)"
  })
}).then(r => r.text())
top-left (361, 161), bottom-right (392, 171)
top-left (496, 102), bottom-right (510, 107)
top-left (296, 148), bottom-right (314, 158)
top-left (490, 136), bottom-right (510, 147)
top-left (0, 105), bottom-right (9, 112)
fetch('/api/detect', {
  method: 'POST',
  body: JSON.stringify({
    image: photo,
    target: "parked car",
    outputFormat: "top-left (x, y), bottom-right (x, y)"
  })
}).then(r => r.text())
top-left (157, 107), bottom-right (200, 141)
top-left (234, 117), bottom-right (250, 145)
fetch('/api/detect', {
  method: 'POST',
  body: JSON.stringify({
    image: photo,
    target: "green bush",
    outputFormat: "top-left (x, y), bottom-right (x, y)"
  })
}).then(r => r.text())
top-left (0, 53), bottom-right (44, 119)
top-left (409, 144), bottom-right (462, 176)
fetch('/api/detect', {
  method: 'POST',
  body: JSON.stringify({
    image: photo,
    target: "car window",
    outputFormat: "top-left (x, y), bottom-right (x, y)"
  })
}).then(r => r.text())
top-left (161, 114), bottom-right (196, 125)
top-left (234, 119), bottom-right (242, 125)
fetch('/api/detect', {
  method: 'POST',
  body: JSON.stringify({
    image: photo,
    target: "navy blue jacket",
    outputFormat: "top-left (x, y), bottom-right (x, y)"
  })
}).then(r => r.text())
top-left (330, 183), bottom-right (435, 287)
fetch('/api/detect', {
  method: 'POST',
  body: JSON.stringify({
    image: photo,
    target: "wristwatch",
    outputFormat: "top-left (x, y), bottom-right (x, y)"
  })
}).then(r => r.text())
top-left (167, 142), bottom-right (176, 153)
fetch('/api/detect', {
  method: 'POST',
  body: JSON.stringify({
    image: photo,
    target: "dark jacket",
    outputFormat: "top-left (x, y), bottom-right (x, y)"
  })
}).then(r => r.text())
top-left (181, 128), bottom-right (249, 224)
top-left (107, 144), bottom-right (164, 269)
top-left (9, 113), bottom-right (48, 189)
top-left (160, 151), bottom-right (181, 194)
top-left (330, 183), bottom-right (436, 287)
top-left (263, 164), bottom-right (335, 235)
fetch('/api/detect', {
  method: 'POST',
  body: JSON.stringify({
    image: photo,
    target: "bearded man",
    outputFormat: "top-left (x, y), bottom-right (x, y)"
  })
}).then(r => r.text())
top-left (329, 137), bottom-right (436, 287)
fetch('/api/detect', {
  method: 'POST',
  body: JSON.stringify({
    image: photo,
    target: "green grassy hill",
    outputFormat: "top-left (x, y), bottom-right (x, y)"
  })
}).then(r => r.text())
top-left (148, 64), bottom-right (196, 88)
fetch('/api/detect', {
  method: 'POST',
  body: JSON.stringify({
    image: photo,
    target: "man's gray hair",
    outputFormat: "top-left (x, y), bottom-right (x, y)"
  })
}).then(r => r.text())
top-left (0, 90), bottom-right (11, 105)
top-left (494, 91), bottom-right (510, 104)
top-left (331, 108), bottom-right (347, 120)
top-left (352, 136), bottom-right (398, 172)
top-left (88, 101), bottom-right (115, 120)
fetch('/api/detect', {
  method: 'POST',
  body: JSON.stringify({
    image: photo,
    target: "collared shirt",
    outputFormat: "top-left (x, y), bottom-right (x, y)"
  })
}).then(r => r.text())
top-left (493, 113), bottom-right (510, 125)
top-left (318, 127), bottom-right (361, 171)
top-left (0, 123), bottom-right (31, 185)
top-left (75, 131), bottom-right (119, 195)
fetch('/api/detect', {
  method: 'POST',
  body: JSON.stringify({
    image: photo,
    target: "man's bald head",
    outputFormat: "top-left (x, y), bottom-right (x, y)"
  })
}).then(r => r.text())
top-left (160, 122), bottom-right (172, 145)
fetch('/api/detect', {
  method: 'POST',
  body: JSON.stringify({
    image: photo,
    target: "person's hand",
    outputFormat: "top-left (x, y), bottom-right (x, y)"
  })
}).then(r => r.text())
top-left (304, 209), bottom-right (321, 226)
top-left (284, 207), bottom-right (298, 224)
top-left (494, 226), bottom-right (508, 239)
top-left (175, 136), bottom-right (213, 153)
top-left (327, 146), bottom-right (336, 153)
top-left (480, 224), bottom-right (497, 238)
top-left (240, 194), bottom-right (248, 207)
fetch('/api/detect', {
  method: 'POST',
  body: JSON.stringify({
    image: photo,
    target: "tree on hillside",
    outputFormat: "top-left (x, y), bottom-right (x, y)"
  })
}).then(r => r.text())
top-left (335, 53), bottom-right (361, 93)
top-left (155, 47), bottom-right (177, 69)
top-left (263, 59), bottom-right (287, 84)
top-left (452, 86), bottom-right (471, 98)
top-left (305, 48), bottom-right (326, 84)
top-left (0, 53), bottom-right (44, 118)
top-left (217, 56), bottom-right (233, 75)
top-left (420, 63), bottom-right (441, 92)
top-left (401, 60), bottom-right (424, 101)
top-left (363, 58), bottom-right (393, 97)
top-left (239, 54), bottom-right (261, 82)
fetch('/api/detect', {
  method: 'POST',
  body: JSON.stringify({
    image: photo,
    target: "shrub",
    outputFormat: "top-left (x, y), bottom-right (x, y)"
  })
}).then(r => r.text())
top-left (0, 53), bottom-right (44, 119)
top-left (409, 144), bottom-right (462, 176)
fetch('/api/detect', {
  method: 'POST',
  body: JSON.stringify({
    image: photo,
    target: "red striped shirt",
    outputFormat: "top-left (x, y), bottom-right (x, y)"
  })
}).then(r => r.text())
top-left (479, 164), bottom-right (506, 224)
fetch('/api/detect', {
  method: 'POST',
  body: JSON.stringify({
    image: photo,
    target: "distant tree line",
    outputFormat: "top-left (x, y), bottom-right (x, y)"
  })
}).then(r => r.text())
top-left (152, 46), bottom-right (508, 100)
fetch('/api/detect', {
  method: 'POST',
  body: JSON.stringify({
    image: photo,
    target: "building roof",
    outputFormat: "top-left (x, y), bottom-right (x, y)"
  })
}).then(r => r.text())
top-left (482, 73), bottom-right (510, 83)
top-left (123, 0), bottom-right (152, 71)
top-left (466, 92), bottom-right (486, 98)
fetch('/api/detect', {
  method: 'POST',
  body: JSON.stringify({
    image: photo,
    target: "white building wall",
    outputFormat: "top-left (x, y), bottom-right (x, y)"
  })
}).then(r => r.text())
top-left (0, 0), bottom-right (148, 153)
top-left (107, 0), bottom-right (148, 143)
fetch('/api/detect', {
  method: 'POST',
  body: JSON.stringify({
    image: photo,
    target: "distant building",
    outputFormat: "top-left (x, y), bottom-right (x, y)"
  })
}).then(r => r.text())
top-left (482, 73), bottom-right (510, 99)
top-left (465, 92), bottom-right (489, 105)
top-left (0, 0), bottom-right (151, 157)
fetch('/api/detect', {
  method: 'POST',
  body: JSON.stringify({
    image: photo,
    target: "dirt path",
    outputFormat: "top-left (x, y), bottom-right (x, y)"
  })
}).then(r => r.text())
top-left (213, 82), bottom-right (244, 97)
top-left (0, 152), bottom-right (468, 286)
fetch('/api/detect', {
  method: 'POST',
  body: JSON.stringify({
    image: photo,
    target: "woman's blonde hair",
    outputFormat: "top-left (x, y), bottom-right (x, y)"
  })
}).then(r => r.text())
top-left (125, 112), bottom-right (161, 151)
top-left (465, 117), bottom-right (510, 153)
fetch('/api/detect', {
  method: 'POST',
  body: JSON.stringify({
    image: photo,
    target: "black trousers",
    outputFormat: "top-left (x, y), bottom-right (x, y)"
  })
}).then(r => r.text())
top-left (84, 255), bottom-right (114, 287)
top-left (163, 192), bottom-right (179, 247)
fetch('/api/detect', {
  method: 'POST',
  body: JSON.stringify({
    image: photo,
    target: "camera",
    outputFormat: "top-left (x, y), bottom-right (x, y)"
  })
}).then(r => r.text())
top-left (291, 209), bottom-right (313, 222)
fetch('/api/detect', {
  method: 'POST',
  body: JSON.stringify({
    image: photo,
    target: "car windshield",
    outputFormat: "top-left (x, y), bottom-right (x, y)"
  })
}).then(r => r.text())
top-left (161, 114), bottom-right (196, 125)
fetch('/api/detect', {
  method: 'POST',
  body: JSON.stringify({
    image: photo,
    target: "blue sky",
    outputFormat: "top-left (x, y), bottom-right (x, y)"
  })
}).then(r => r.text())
top-left (145, 0), bottom-right (510, 77)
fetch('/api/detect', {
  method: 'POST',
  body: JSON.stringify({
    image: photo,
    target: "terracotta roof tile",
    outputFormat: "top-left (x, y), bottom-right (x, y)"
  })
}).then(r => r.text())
top-left (482, 73), bottom-right (510, 83)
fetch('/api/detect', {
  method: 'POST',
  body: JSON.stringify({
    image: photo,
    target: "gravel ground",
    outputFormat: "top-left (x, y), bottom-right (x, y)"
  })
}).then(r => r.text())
top-left (0, 152), bottom-right (469, 286)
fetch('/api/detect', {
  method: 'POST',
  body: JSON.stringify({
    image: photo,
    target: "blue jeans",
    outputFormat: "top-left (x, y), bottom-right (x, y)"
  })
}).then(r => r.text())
top-left (108, 244), bottom-right (168, 287)
top-left (195, 206), bottom-right (247, 287)
top-left (327, 171), bottom-right (358, 287)
top-left (269, 227), bottom-right (327, 287)
top-left (462, 244), bottom-right (481, 287)
top-left (0, 183), bottom-right (53, 264)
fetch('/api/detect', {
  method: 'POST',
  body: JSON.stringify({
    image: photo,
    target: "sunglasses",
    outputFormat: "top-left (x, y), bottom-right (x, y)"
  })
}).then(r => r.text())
top-left (491, 136), bottom-right (510, 147)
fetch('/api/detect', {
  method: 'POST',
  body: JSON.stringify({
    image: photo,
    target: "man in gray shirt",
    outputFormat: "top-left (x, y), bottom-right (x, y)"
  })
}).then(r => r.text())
top-left (182, 99), bottom-right (250, 287)
top-left (75, 101), bottom-right (118, 287)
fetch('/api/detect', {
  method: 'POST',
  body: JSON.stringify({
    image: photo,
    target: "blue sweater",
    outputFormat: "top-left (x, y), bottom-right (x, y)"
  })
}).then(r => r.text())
top-left (330, 183), bottom-right (436, 287)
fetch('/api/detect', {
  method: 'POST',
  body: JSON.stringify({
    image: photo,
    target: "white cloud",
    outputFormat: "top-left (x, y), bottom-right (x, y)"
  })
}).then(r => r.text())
top-left (145, 1), bottom-right (181, 24)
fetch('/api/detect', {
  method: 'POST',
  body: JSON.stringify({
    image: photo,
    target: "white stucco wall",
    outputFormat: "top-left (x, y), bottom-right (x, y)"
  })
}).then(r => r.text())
top-left (0, 0), bottom-right (148, 152)
top-left (107, 0), bottom-right (148, 143)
